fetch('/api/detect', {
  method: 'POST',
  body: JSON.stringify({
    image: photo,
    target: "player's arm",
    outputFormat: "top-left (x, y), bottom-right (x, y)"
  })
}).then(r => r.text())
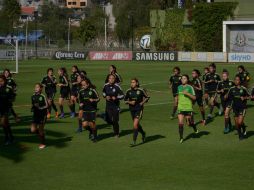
top-left (140, 89), bottom-right (150, 106)
top-left (90, 89), bottom-right (100, 103)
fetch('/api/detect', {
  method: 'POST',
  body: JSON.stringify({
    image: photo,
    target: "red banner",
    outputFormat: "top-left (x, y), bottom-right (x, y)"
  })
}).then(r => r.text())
top-left (89, 51), bottom-right (132, 61)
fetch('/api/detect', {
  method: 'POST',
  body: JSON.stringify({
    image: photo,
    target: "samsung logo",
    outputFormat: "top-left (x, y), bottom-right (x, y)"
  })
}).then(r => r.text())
top-left (134, 52), bottom-right (177, 61)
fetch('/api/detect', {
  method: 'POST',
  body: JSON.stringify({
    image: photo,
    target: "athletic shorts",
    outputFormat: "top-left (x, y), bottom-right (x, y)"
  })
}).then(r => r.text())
top-left (194, 94), bottom-right (203, 106)
top-left (106, 106), bottom-right (120, 123)
top-left (33, 110), bottom-right (47, 125)
top-left (233, 107), bottom-right (246, 117)
top-left (71, 87), bottom-right (79, 97)
top-left (130, 109), bottom-right (143, 120)
top-left (178, 111), bottom-right (193, 116)
top-left (0, 108), bottom-right (10, 117)
top-left (82, 111), bottom-right (96, 122)
top-left (46, 92), bottom-right (55, 100)
top-left (60, 88), bottom-right (70, 99)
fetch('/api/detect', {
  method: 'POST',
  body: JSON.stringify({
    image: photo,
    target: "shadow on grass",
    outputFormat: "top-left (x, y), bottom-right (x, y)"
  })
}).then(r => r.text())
top-left (130, 134), bottom-right (166, 148)
top-left (97, 129), bottom-right (133, 142)
top-left (0, 119), bottom-right (72, 163)
top-left (184, 131), bottom-right (210, 142)
top-left (246, 131), bottom-right (254, 139)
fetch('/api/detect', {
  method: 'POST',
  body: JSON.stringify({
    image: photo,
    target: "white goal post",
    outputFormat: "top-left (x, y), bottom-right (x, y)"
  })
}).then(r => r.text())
top-left (0, 38), bottom-right (19, 74)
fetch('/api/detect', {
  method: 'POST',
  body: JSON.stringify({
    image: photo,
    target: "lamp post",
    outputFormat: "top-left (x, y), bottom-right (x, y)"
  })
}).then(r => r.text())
top-left (34, 11), bottom-right (38, 59)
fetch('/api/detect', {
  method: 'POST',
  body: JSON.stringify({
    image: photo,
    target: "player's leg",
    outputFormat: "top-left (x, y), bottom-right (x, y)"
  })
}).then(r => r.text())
top-left (59, 97), bottom-right (65, 118)
top-left (2, 115), bottom-right (14, 145)
top-left (47, 98), bottom-right (53, 119)
top-left (89, 121), bottom-right (97, 142)
top-left (178, 113), bottom-right (184, 143)
top-left (224, 107), bottom-right (231, 134)
top-left (171, 95), bottom-right (178, 119)
top-left (76, 110), bottom-right (83, 133)
top-left (38, 123), bottom-right (46, 149)
top-left (70, 95), bottom-right (76, 118)
top-left (234, 116), bottom-right (243, 140)
top-left (187, 113), bottom-right (198, 134)
top-left (112, 108), bottom-right (120, 137)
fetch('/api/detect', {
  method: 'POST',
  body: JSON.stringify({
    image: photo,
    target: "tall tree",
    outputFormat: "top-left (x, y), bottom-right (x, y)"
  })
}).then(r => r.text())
top-left (0, 0), bottom-right (21, 34)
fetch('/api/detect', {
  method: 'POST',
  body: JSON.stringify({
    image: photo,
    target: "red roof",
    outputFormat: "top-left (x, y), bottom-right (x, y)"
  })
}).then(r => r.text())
top-left (21, 6), bottom-right (35, 15)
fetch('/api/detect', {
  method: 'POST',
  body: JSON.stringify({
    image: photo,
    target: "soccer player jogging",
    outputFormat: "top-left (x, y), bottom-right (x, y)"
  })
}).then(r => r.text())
top-left (105, 65), bottom-right (122, 85)
top-left (57, 67), bottom-right (71, 119)
top-left (191, 69), bottom-right (206, 125)
top-left (79, 79), bottom-right (100, 142)
top-left (204, 63), bottom-right (221, 118)
top-left (236, 65), bottom-right (250, 88)
top-left (169, 67), bottom-right (182, 119)
top-left (227, 76), bottom-right (250, 140)
top-left (216, 70), bottom-right (235, 134)
top-left (31, 83), bottom-right (48, 149)
top-left (0, 75), bottom-right (15, 145)
top-left (103, 74), bottom-right (124, 137)
top-left (124, 78), bottom-right (150, 145)
top-left (3, 69), bottom-right (20, 123)
top-left (70, 65), bottom-right (80, 118)
top-left (41, 68), bottom-right (58, 119)
top-left (177, 75), bottom-right (198, 143)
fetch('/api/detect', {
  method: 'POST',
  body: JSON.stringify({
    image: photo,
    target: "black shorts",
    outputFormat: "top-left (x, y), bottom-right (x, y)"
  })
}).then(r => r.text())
top-left (32, 110), bottom-right (47, 125)
top-left (46, 92), bottom-right (55, 100)
top-left (82, 111), bottom-right (96, 122)
top-left (106, 106), bottom-right (120, 123)
top-left (221, 97), bottom-right (230, 110)
top-left (130, 109), bottom-right (143, 120)
top-left (71, 87), bottom-right (78, 97)
top-left (60, 88), bottom-right (70, 99)
top-left (194, 94), bottom-right (203, 106)
top-left (233, 107), bottom-right (246, 117)
top-left (178, 111), bottom-right (193, 116)
top-left (0, 108), bottom-right (10, 117)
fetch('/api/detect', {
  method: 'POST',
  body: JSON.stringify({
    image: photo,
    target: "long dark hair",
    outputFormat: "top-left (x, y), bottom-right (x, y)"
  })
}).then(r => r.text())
top-left (47, 68), bottom-right (53, 74)
top-left (131, 78), bottom-right (140, 88)
top-left (173, 66), bottom-right (181, 73)
top-left (83, 78), bottom-right (96, 89)
top-left (3, 69), bottom-right (11, 77)
top-left (193, 69), bottom-right (201, 77)
top-left (110, 65), bottom-right (117, 74)
top-left (72, 65), bottom-right (79, 73)
top-left (238, 65), bottom-right (245, 72)
top-left (60, 67), bottom-right (68, 78)
top-left (209, 63), bottom-right (216, 69)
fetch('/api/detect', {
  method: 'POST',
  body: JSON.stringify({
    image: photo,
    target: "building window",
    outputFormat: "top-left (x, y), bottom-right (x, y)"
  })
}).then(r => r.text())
top-left (80, 2), bottom-right (86, 7)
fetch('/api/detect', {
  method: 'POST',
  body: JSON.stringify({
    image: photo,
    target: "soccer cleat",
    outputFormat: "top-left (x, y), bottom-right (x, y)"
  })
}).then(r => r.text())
top-left (180, 138), bottom-right (183, 143)
top-left (207, 114), bottom-right (212, 119)
top-left (218, 110), bottom-right (223, 116)
top-left (202, 120), bottom-right (206, 126)
top-left (243, 131), bottom-right (247, 137)
top-left (142, 132), bottom-right (146, 143)
top-left (131, 141), bottom-right (136, 147)
top-left (70, 112), bottom-right (76, 118)
top-left (115, 134), bottom-right (120, 138)
top-left (76, 127), bottom-right (83, 133)
top-left (15, 116), bottom-right (21, 123)
top-left (224, 127), bottom-right (230, 134)
top-left (47, 113), bottom-right (51, 119)
top-left (59, 112), bottom-right (65, 119)
top-left (55, 112), bottom-right (59, 118)
top-left (194, 129), bottom-right (199, 134)
top-left (39, 144), bottom-right (46, 149)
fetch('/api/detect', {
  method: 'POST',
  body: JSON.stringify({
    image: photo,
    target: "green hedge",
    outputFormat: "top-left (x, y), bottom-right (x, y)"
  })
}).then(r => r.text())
top-left (192, 2), bottom-right (238, 51)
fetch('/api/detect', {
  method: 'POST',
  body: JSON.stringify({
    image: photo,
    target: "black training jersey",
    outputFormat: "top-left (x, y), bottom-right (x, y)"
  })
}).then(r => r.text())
top-left (31, 93), bottom-right (48, 112)
top-left (70, 72), bottom-right (80, 87)
top-left (204, 72), bottom-right (221, 93)
top-left (79, 88), bottom-right (99, 112)
top-left (227, 86), bottom-right (250, 109)
top-left (6, 77), bottom-right (17, 91)
top-left (0, 86), bottom-right (15, 111)
top-left (191, 78), bottom-right (203, 96)
top-left (169, 74), bottom-right (182, 94)
top-left (236, 71), bottom-right (250, 86)
top-left (59, 75), bottom-right (69, 89)
top-left (41, 75), bottom-right (57, 94)
top-left (217, 80), bottom-right (235, 97)
top-left (103, 83), bottom-right (124, 108)
top-left (124, 88), bottom-right (150, 111)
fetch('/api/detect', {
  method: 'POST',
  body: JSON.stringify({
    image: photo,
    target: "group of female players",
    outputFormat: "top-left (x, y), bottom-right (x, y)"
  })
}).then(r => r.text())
top-left (169, 63), bottom-right (252, 143)
top-left (0, 63), bottom-right (252, 148)
top-left (25, 65), bottom-right (149, 149)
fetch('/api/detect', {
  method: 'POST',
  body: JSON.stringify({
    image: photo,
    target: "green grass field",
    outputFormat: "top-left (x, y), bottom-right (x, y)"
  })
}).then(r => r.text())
top-left (0, 60), bottom-right (254, 190)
